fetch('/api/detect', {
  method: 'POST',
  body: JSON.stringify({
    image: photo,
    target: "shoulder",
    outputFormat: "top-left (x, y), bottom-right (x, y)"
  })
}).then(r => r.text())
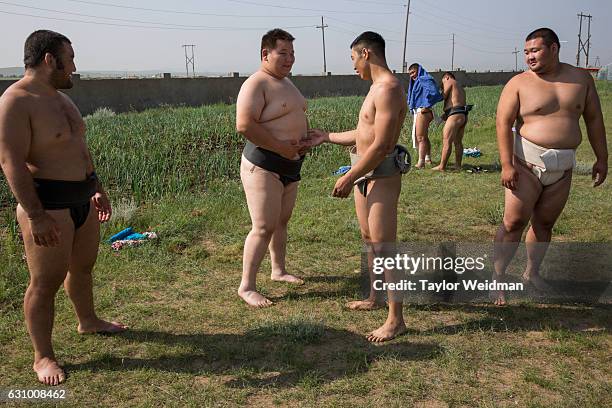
top-left (58, 90), bottom-right (78, 108)
top-left (564, 63), bottom-right (593, 84)
top-left (240, 72), bottom-right (267, 92)
top-left (0, 83), bottom-right (33, 114)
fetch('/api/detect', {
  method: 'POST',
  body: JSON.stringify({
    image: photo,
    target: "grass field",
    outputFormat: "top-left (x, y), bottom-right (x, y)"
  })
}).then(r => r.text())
top-left (0, 83), bottom-right (611, 407)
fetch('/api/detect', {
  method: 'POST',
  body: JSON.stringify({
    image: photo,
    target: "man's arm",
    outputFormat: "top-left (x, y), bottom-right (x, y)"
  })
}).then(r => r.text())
top-left (0, 94), bottom-right (60, 246)
top-left (328, 129), bottom-right (358, 145)
top-left (305, 128), bottom-right (357, 147)
top-left (582, 73), bottom-right (608, 186)
top-left (235, 77), bottom-right (300, 159)
top-left (496, 77), bottom-right (520, 190)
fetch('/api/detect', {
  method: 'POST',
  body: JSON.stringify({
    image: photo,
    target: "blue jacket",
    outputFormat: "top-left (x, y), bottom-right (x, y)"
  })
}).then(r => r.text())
top-left (407, 65), bottom-right (443, 111)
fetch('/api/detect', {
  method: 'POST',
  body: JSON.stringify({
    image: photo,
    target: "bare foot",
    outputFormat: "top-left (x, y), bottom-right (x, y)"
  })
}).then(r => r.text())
top-left (271, 273), bottom-right (304, 285)
top-left (366, 320), bottom-right (407, 343)
top-left (490, 272), bottom-right (506, 306)
top-left (238, 289), bottom-right (273, 308)
top-left (346, 299), bottom-right (385, 311)
top-left (432, 165), bottom-right (445, 171)
top-left (414, 161), bottom-right (425, 169)
top-left (33, 357), bottom-right (65, 386)
top-left (78, 319), bottom-right (128, 335)
top-left (523, 273), bottom-right (554, 294)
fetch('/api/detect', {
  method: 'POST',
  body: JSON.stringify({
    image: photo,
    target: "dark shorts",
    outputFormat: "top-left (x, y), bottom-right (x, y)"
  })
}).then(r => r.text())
top-left (33, 174), bottom-right (98, 229)
top-left (242, 140), bottom-right (305, 186)
top-left (443, 105), bottom-right (473, 120)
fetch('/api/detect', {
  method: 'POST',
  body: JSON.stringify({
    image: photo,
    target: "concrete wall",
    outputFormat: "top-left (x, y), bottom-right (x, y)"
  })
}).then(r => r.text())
top-left (0, 71), bottom-right (519, 116)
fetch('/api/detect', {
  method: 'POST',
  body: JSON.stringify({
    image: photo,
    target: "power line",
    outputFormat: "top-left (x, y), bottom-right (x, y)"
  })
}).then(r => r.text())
top-left (417, 0), bottom-right (519, 36)
top-left (64, 0), bottom-right (318, 18)
top-left (0, 9), bottom-right (315, 31)
top-left (223, 0), bottom-right (398, 14)
top-left (410, 10), bottom-right (522, 42)
top-left (0, 1), bottom-right (314, 29)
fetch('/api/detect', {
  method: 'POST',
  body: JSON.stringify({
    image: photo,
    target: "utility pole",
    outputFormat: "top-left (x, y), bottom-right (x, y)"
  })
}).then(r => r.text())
top-left (576, 13), bottom-right (592, 67)
top-left (594, 56), bottom-right (601, 67)
top-left (182, 44), bottom-right (195, 77)
top-left (451, 33), bottom-right (455, 71)
top-left (401, 0), bottom-right (411, 73)
top-left (512, 47), bottom-right (520, 71)
top-left (316, 16), bottom-right (328, 73)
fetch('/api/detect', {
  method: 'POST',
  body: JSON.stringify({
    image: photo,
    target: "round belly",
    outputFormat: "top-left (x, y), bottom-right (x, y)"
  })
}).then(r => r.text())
top-left (518, 117), bottom-right (582, 149)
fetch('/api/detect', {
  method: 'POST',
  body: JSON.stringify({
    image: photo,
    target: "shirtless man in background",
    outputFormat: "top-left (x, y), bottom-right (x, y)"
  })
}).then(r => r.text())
top-left (309, 32), bottom-right (410, 342)
top-left (0, 30), bottom-right (127, 385)
top-left (433, 72), bottom-right (470, 171)
top-left (236, 29), bottom-right (308, 307)
top-left (493, 28), bottom-right (608, 305)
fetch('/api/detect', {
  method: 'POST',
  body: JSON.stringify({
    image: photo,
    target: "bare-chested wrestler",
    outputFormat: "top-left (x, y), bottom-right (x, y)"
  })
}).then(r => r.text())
top-left (433, 72), bottom-right (471, 171)
top-left (235, 29), bottom-right (309, 308)
top-left (492, 28), bottom-right (608, 305)
top-left (308, 32), bottom-right (410, 342)
top-left (0, 30), bottom-right (128, 385)
top-left (407, 63), bottom-right (443, 168)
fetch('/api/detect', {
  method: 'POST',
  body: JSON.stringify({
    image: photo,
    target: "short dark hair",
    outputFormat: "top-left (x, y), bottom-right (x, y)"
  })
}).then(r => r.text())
top-left (24, 30), bottom-right (71, 69)
top-left (261, 28), bottom-right (295, 56)
top-left (408, 63), bottom-right (420, 72)
top-left (525, 27), bottom-right (560, 49)
top-left (350, 31), bottom-right (385, 58)
top-left (443, 71), bottom-right (455, 79)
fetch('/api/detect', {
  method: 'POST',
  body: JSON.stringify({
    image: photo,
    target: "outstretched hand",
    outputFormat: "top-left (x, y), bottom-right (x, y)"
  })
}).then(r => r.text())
top-left (306, 129), bottom-right (329, 148)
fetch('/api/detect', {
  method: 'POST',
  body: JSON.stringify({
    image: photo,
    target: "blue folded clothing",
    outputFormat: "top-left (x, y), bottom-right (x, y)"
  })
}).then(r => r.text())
top-left (107, 227), bottom-right (134, 243)
top-left (334, 165), bottom-right (351, 175)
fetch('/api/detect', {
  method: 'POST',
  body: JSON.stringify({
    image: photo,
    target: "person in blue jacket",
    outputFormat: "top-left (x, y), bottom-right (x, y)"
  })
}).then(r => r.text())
top-left (407, 63), bottom-right (443, 168)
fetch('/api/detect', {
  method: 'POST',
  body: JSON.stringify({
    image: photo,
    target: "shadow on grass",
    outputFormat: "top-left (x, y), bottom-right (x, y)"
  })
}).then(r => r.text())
top-left (64, 325), bottom-right (441, 388)
top-left (404, 302), bottom-right (612, 335)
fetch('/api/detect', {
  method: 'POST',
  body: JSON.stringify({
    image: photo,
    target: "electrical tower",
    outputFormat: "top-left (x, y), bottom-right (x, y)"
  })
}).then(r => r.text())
top-left (451, 33), bottom-right (455, 71)
top-left (182, 44), bottom-right (196, 77)
top-left (316, 16), bottom-right (328, 74)
top-left (576, 13), bottom-right (592, 67)
top-left (512, 47), bottom-right (520, 71)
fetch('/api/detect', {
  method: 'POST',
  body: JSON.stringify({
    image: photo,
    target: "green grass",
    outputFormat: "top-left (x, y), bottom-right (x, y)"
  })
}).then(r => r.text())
top-left (0, 83), bottom-right (611, 407)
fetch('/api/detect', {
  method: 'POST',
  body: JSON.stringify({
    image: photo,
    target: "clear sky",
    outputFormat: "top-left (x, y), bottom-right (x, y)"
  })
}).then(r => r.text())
top-left (1, 0), bottom-right (610, 75)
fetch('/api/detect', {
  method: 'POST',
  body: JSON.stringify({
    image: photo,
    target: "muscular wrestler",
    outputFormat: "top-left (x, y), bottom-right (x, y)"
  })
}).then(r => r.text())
top-left (0, 30), bottom-right (127, 386)
top-left (492, 28), bottom-right (608, 305)
top-left (433, 72), bottom-right (471, 171)
top-left (235, 29), bottom-right (308, 308)
top-left (308, 32), bottom-right (410, 342)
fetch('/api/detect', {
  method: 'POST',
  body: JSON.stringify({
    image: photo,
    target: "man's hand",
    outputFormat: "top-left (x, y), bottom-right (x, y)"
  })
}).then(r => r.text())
top-left (306, 129), bottom-right (329, 147)
top-left (501, 165), bottom-right (519, 190)
top-left (332, 173), bottom-right (354, 198)
top-left (592, 159), bottom-right (608, 187)
top-left (29, 212), bottom-right (61, 247)
top-left (92, 190), bottom-right (112, 223)
top-left (277, 139), bottom-right (302, 160)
